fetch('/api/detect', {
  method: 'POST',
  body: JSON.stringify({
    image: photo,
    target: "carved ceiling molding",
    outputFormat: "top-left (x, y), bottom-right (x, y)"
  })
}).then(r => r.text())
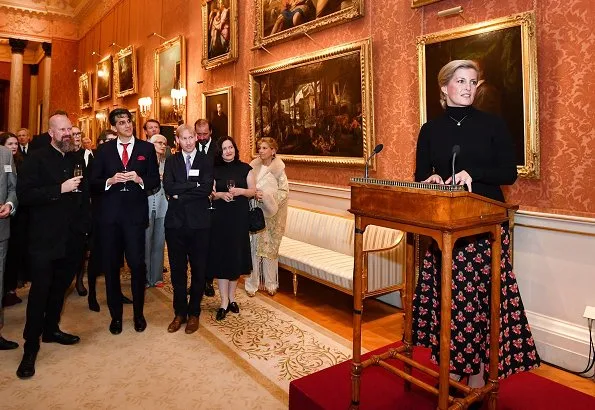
top-left (0, 8), bottom-right (78, 41)
top-left (0, 0), bottom-right (75, 18)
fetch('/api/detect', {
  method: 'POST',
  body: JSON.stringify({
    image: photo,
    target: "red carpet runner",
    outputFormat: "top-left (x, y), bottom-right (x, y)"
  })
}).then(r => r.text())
top-left (289, 342), bottom-right (595, 409)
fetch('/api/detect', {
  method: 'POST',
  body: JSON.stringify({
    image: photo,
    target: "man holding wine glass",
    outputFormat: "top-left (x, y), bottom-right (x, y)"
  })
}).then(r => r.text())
top-left (16, 112), bottom-right (90, 378)
top-left (90, 108), bottom-right (160, 336)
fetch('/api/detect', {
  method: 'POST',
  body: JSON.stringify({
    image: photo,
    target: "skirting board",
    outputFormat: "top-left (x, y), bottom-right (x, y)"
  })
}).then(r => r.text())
top-left (288, 181), bottom-right (595, 369)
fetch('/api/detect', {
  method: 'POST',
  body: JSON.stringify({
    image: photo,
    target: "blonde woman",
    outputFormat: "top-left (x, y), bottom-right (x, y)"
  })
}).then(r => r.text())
top-left (245, 138), bottom-right (288, 296)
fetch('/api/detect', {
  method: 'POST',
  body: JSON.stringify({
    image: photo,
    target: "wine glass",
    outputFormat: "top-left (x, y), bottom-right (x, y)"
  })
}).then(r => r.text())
top-left (120, 166), bottom-right (129, 191)
top-left (226, 179), bottom-right (235, 201)
top-left (72, 163), bottom-right (83, 192)
top-left (207, 194), bottom-right (215, 210)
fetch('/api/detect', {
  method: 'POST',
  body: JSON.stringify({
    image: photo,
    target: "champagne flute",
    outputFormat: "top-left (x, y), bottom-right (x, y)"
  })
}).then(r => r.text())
top-left (72, 163), bottom-right (83, 192)
top-left (120, 166), bottom-right (129, 191)
top-left (207, 194), bottom-right (215, 210)
top-left (226, 179), bottom-right (235, 201)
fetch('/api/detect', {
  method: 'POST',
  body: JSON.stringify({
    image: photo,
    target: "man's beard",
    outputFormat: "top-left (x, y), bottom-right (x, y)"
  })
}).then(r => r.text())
top-left (55, 138), bottom-right (74, 152)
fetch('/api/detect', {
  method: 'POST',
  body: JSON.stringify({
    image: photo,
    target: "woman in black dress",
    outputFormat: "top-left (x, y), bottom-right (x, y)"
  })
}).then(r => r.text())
top-left (207, 137), bottom-right (256, 320)
top-left (412, 60), bottom-right (540, 403)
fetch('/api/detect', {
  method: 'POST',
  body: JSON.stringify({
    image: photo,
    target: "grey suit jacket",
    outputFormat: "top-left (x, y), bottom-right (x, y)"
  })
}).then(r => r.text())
top-left (0, 146), bottom-right (17, 242)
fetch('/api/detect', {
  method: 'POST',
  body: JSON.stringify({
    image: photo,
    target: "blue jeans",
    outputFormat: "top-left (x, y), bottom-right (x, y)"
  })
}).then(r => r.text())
top-left (145, 211), bottom-right (165, 286)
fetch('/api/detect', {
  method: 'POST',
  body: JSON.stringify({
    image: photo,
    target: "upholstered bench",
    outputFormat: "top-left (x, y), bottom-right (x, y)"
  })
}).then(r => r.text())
top-left (278, 207), bottom-right (406, 302)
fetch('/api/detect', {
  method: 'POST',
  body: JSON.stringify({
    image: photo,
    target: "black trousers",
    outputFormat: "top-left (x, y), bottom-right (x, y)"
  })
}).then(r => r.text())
top-left (101, 223), bottom-right (146, 320)
top-left (23, 252), bottom-right (79, 353)
top-left (165, 226), bottom-right (209, 318)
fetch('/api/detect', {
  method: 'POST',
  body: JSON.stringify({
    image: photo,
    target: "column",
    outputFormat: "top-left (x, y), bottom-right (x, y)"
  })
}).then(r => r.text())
top-left (28, 64), bottom-right (39, 133)
top-left (41, 42), bottom-right (52, 131)
top-left (8, 38), bottom-right (27, 132)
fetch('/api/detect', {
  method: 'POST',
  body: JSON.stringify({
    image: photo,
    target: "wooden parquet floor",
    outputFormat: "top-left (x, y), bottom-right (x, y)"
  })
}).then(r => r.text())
top-left (255, 271), bottom-right (595, 398)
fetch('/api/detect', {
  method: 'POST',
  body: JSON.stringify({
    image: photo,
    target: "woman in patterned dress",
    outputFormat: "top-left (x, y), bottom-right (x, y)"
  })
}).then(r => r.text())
top-left (412, 60), bottom-right (540, 404)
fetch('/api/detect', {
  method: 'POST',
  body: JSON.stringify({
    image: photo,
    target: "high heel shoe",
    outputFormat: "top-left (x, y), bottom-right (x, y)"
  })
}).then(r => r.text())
top-left (227, 302), bottom-right (239, 314)
top-left (216, 307), bottom-right (227, 321)
top-left (76, 282), bottom-right (88, 297)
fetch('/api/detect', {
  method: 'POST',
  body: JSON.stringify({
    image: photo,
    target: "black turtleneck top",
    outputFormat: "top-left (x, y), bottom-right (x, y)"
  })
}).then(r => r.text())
top-left (414, 105), bottom-right (517, 202)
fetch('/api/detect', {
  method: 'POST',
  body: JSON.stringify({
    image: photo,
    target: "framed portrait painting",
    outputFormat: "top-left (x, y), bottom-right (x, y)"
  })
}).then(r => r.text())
top-left (78, 116), bottom-right (92, 144)
top-left (94, 108), bottom-right (110, 139)
top-left (253, 0), bottom-right (364, 49)
top-left (249, 38), bottom-right (374, 167)
top-left (154, 35), bottom-right (186, 125)
top-left (114, 46), bottom-right (137, 98)
top-left (79, 73), bottom-right (92, 109)
top-left (201, 0), bottom-right (238, 70)
top-left (128, 108), bottom-right (141, 139)
top-left (95, 55), bottom-right (112, 101)
top-left (417, 11), bottom-right (539, 178)
top-left (202, 86), bottom-right (233, 140)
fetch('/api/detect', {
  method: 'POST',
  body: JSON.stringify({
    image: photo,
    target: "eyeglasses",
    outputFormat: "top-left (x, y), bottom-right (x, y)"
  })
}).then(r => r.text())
top-left (72, 132), bottom-right (82, 136)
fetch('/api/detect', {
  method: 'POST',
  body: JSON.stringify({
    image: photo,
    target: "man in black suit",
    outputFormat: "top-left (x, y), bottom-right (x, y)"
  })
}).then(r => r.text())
top-left (163, 123), bottom-right (214, 334)
top-left (16, 112), bottom-right (89, 378)
top-left (16, 128), bottom-right (31, 156)
top-left (90, 108), bottom-right (160, 335)
top-left (193, 119), bottom-right (216, 297)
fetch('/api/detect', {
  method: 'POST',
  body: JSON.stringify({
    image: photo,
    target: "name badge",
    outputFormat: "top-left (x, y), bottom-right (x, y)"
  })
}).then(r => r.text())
top-left (188, 169), bottom-right (200, 177)
top-left (4, 165), bottom-right (12, 173)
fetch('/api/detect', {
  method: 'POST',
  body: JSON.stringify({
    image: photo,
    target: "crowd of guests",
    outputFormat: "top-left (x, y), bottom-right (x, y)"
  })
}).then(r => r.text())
top-left (0, 109), bottom-right (289, 381)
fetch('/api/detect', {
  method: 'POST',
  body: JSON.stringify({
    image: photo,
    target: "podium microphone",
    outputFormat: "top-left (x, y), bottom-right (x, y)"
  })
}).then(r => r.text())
top-left (364, 144), bottom-right (384, 179)
top-left (451, 145), bottom-right (460, 186)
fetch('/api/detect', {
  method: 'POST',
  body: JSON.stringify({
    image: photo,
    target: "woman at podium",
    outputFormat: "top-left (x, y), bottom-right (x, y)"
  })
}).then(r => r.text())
top-left (412, 59), bottom-right (540, 403)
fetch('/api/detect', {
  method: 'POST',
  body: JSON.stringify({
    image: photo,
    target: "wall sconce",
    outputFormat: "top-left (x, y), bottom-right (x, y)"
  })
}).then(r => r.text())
top-left (109, 42), bottom-right (125, 50)
top-left (95, 111), bottom-right (107, 121)
top-left (170, 87), bottom-right (187, 124)
top-left (91, 51), bottom-right (101, 58)
top-left (437, 6), bottom-right (463, 18)
top-left (138, 97), bottom-right (153, 118)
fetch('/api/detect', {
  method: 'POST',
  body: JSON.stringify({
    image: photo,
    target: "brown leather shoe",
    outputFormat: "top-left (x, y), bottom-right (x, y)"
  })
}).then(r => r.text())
top-left (167, 315), bottom-right (186, 333)
top-left (185, 315), bottom-right (200, 334)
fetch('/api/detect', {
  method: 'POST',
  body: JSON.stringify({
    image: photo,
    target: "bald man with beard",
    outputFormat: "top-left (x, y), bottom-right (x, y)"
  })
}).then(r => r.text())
top-left (16, 112), bottom-right (90, 379)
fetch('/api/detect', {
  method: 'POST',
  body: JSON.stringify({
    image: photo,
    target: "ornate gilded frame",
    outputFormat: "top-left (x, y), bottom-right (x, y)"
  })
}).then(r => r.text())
top-left (114, 45), bottom-right (138, 98)
top-left (94, 108), bottom-right (110, 140)
top-left (78, 72), bottom-right (92, 110)
top-left (95, 54), bottom-right (112, 102)
top-left (253, 0), bottom-right (364, 49)
top-left (201, 0), bottom-right (238, 70)
top-left (249, 38), bottom-right (374, 167)
top-left (202, 86), bottom-right (233, 138)
top-left (417, 12), bottom-right (540, 178)
top-left (411, 0), bottom-right (443, 7)
top-left (77, 116), bottom-right (91, 144)
top-left (154, 35), bottom-right (186, 125)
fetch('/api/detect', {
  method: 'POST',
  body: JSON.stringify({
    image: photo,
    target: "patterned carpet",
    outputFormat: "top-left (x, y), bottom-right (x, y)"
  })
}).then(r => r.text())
top-left (0, 270), bottom-right (353, 409)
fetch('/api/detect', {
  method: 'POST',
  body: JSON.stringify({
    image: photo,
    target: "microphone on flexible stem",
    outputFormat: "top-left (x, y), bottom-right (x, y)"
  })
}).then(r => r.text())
top-left (364, 144), bottom-right (384, 179)
top-left (451, 145), bottom-right (460, 186)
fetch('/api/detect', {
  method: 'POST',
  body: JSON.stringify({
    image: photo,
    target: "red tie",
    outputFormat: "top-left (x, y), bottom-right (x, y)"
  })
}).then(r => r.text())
top-left (121, 143), bottom-right (130, 168)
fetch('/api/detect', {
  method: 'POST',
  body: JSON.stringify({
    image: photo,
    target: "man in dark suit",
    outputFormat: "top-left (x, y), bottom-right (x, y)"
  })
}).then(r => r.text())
top-left (193, 119), bottom-right (216, 297)
top-left (163, 123), bottom-right (214, 334)
top-left (16, 128), bottom-right (31, 156)
top-left (90, 108), bottom-right (159, 335)
top-left (16, 112), bottom-right (89, 378)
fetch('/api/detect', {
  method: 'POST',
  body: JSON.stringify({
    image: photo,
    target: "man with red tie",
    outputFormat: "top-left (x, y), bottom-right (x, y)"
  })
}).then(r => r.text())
top-left (90, 108), bottom-right (160, 335)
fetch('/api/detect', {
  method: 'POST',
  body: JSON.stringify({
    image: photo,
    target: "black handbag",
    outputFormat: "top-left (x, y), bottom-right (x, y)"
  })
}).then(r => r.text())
top-left (249, 200), bottom-right (266, 233)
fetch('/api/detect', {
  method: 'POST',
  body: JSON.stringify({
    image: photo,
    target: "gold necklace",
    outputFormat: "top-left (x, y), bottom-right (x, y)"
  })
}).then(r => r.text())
top-left (449, 115), bottom-right (468, 126)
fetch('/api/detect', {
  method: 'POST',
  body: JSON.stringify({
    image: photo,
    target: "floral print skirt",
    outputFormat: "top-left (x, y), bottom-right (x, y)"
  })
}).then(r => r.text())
top-left (411, 225), bottom-right (540, 379)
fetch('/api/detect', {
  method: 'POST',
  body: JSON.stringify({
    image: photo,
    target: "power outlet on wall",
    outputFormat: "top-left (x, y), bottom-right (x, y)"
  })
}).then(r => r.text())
top-left (583, 306), bottom-right (595, 320)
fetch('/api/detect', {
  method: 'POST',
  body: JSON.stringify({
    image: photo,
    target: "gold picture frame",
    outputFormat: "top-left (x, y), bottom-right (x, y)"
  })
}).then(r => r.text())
top-left (79, 73), bottom-right (92, 110)
top-left (154, 35), bottom-right (186, 125)
top-left (202, 86), bottom-right (233, 140)
top-left (77, 116), bottom-right (92, 144)
top-left (94, 108), bottom-right (110, 139)
top-left (253, 0), bottom-right (364, 49)
top-left (128, 108), bottom-right (141, 139)
top-left (411, 0), bottom-right (444, 8)
top-left (249, 38), bottom-right (374, 167)
top-left (201, 0), bottom-right (239, 70)
top-left (114, 45), bottom-right (138, 98)
top-left (95, 54), bottom-right (112, 101)
top-left (417, 12), bottom-right (540, 178)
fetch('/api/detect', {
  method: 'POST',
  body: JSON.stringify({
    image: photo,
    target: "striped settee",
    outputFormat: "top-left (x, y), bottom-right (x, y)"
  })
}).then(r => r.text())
top-left (278, 207), bottom-right (406, 301)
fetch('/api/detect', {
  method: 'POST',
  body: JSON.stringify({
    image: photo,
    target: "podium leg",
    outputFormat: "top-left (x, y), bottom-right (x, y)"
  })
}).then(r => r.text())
top-left (488, 225), bottom-right (502, 410)
top-left (351, 221), bottom-right (365, 409)
top-left (403, 233), bottom-right (416, 390)
top-left (438, 233), bottom-right (453, 410)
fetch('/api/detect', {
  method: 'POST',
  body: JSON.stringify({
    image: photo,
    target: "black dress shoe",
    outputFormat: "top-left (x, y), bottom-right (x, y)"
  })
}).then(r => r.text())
top-left (204, 282), bottom-right (215, 297)
top-left (88, 294), bottom-right (100, 312)
top-left (121, 295), bottom-right (133, 304)
top-left (109, 319), bottom-right (123, 335)
top-left (134, 316), bottom-right (147, 332)
top-left (0, 336), bottom-right (19, 350)
top-left (42, 330), bottom-right (80, 345)
top-left (2, 291), bottom-right (22, 307)
top-left (16, 351), bottom-right (38, 379)
top-left (216, 308), bottom-right (227, 321)
top-left (227, 302), bottom-right (240, 314)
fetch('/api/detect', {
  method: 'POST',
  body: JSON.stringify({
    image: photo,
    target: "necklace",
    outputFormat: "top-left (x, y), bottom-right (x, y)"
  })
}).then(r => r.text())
top-left (449, 115), bottom-right (468, 126)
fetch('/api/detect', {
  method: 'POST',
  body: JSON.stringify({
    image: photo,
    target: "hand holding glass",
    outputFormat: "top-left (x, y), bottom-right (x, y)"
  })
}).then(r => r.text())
top-left (120, 166), bottom-right (130, 191)
top-left (72, 164), bottom-right (83, 192)
top-left (227, 180), bottom-right (235, 201)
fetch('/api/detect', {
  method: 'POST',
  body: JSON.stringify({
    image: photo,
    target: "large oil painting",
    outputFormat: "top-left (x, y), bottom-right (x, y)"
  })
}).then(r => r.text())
top-left (154, 35), bottom-right (186, 125)
top-left (417, 12), bottom-right (539, 178)
top-left (114, 46), bottom-right (137, 98)
top-left (249, 38), bottom-right (374, 167)
top-left (254, 0), bottom-right (364, 48)
top-left (202, 86), bottom-right (233, 140)
top-left (79, 73), bottom-right (92, 110)
top-left (95, 55), bottom-right (112, 101)
top-left (202, 0), bottom-right (238, 70)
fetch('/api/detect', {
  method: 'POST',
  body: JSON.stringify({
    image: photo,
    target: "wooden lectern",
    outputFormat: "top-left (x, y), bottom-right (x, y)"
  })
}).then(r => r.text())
top-left (348, 178), bottom-right (518, 410)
